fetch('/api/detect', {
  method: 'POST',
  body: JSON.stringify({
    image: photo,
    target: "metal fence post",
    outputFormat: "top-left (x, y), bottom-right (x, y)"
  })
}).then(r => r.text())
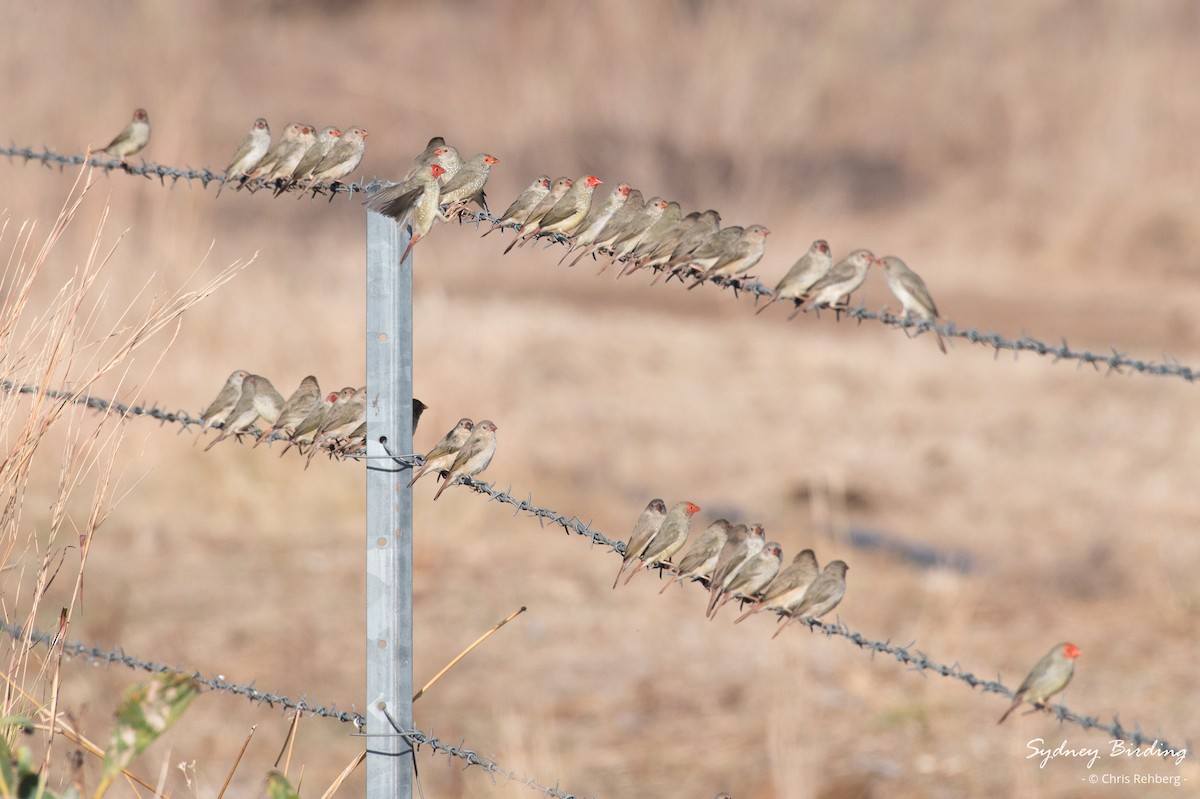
top-left (365, 209), bottom-right (414, 797)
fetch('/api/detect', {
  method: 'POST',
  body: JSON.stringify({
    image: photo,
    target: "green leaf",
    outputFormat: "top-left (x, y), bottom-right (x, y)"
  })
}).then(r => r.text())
top-left (93, 673), bottom-right (199, 798)
top-left (266, 770), bottom-right (301, 799)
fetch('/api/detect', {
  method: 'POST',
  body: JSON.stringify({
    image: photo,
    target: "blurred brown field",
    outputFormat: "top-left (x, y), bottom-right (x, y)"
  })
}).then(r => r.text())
top-left (2, 1), bottom-right (1199, 797)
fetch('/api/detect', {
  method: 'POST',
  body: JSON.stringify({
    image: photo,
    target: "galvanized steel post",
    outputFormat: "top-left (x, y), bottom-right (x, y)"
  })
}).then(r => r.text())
top-left (364, 209), bottom-right (414, 797)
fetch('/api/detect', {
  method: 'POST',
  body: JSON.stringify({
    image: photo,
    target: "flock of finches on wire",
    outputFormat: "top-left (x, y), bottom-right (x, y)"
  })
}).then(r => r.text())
top-left (103, 107), bottom-right (1077, 722)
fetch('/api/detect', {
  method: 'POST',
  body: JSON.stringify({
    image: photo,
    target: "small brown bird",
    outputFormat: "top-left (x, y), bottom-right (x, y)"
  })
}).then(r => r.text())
top-left (261, 124), bottom-right (315, 183)
top-left (366, 164), bottom-right (448, 264)
top-left (255, 376), bottom-right (322, 447)
top-left (997, 642), bottom-right (1081, 724)
top-left (248, 377), bottom-right (286, 426)
top-left (706, 523), bottom-right (766, 617)
top-left (735, 549), bottom-right (819, 623)
top-left (658, 518), bottom-right (731, 594)
top-left (284, 126), bottom-right (342, 191)
top-left (800, 250), bottom-right (875, 312)
top-left (503, 177), bottom-right (573, 252)
top-left (559, 182), bottom-right (632, 264)
top-left (651, 210), bottom-right (722, 283)
top-left (668, 225), bottom-right (743, 279)
top-left (710, 542), bottom-right (783, 619)
top-left (432, 420), bottom-right (498, 500)
top-left (408, 418), bottom-right (474, 486)
top-left (623, 501), bottom-right (701, 585)
top-left (772, 560), bottom-right (849, 638)
top-left (243, 122), bottom-right (305, 184)
top-left (484, 175), bottom-right (551, 236)
top-left (568, 188), bottom-right (644, 267)
top-left (101, 108), bottom-right (150, 159)
top-left (597, 197), bottom-right (668, 273)
top-left (306, 387), bottom-right (367, 464)
top-left (217, 118), bottom-right (270, 196)
top-left (204, 374), bottom-right (271, 450)
top-left (756, 240), bottom-right (833, 317)
top-left (619, 205), bottom-right (693, 277)
top-left (613, 200), bottom-right (682, 264)
top-left (437, 153), bottom-right (499, 217)
top-left (612, 499), bottom-right (669, 589)
top-left (880, 255), bottom-right (946, 353)
top-left (688, 224), bottom-right (771, 289)
top-left (306, 126), bottom-right (368, 186)
top-left (404, 137), bottom-right (449, 181)
top-left (200, 369), bottom-right (251, 429)
top-left (507, 174), bottom-right (603, 252)
top-left (280, 390), bottom-right (339, 456)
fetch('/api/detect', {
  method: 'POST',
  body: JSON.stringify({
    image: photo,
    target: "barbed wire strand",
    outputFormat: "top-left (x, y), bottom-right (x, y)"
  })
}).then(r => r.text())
top-left (0, 379), bottom-right (419, 463)
top-left (0, 380), bottom-right (1187, 753)
top-left (0, 621), bottom-right (584, 799)
top-left (446, 474), bottom-right (1186, 756)
top-left (4, 144), bottom-right (1197, 384)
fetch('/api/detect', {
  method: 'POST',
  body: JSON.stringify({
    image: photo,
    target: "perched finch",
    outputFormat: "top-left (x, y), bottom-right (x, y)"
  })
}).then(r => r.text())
top-left (658, 518), bottom-right (731, 594)
top-left (706, 523), bottom-right (766, 618)
top-left (772, 560), bottom-right (849, 638)
top-left (597, 197), bottom-right (668, 272)
top-left (366, 164), bottom-right (448, 264)
top-left (243, 122), bottom-right (303, 182)
top-left (710, 542), bottom-right (783, 619)
top-left (800, 250), bottom-right (875, 312)
top-left (880, 255), bottom-right (946, 353)
top-left (997, 642), bottom-right (1081, 724)
top-left (405, 137), bottom-right (449, 180)
top-left (506, 177), bottom-right (573, 246)
top-left (255, 376), bottom-right (321, 447)
top-left (559, 182), bottom-right (632, 263)
top-left (261, 124), bottom-right (315, 183)
top-left (506, 174), bottom-right (602, 252)
top-left (436, 153), bottom-right (499, 216)
top-left (247, 377), bottom-right (284, 425)
top-left (306, 126), bottom-right (368, 186)
top-left (200, 369), bottom-right (250, 429)
top-left (668, 225), bottom-right (743, 280)
top-left (280, 390), bottom-right (339, 456)
top-left (412, 398), bottom-right (428, 432)
top-left (688, 224), bottom-right (771, 288)
top-left (204, 374), bottom-right (271, 450)
top-left (613, 200), bottom-right (682, 264)
top-left (247, 123), bottom-right (313, 186)
top-left (612, 499), bottom-right (668, 589)
top-left (282, 126), bottom-right (342, 192)
top-left (619, 204), bottom-right (692, 277)
top-left (484, 175), bottom-right (551, 236)
top-left (306, 386), bottom-right (367, 464)
top-left (756, 240), bottom-right (833, 317)
top-left (567, 188), bottom-right (644, 267)
top-left (735, 549), bottom-right (819, 623)
top-left (408, 418), bottom-right (474, 486)
top-left (217, 118), bottom-right (270, 197)
top-left (650, 210), bottom-right (722, 283)
top-left (622, 501), bottom-right (701, 585)
top-left (432, 420), bottom-right (498, 500)
top-left (101, 108), bottom-right (150, 159)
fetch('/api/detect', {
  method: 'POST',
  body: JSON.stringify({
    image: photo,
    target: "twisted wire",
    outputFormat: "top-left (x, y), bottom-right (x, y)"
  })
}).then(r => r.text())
top-left (4, 142), bottom-right (1197, 382)
top-left (0, 621), bottom-right (583, 799)
top-left (452, 475), bottom-right (1186, 755)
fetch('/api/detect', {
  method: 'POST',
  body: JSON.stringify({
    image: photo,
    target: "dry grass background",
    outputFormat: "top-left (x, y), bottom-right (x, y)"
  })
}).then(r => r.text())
top-left (2, 1), bottom-right (1199, 797)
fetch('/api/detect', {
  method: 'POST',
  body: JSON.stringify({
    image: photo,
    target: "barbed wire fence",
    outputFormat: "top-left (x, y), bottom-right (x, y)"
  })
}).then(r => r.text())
top-left (0, 379), bottom-right (1186, 758)
top-left (5, 144), bottom-right (1199, 384)
top-left (3, 142), bottom-right (1192, 795)
top-left (0, 621), bottom-right (584, 799)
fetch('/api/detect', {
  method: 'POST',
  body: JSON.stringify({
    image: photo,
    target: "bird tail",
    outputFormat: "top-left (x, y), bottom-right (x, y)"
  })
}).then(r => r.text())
top-left (997, 696), bottom-right (1022, 724)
